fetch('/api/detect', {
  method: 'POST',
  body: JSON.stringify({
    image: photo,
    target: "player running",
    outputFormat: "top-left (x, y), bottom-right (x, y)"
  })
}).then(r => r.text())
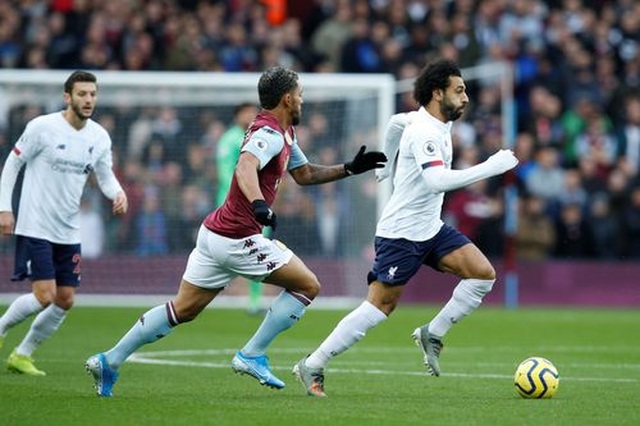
top-left (85, 66), bottom-right (387, 397)
top-left (0, 70), bottom-right (128, 376)
top-left (293, 59), bottom-right (518, 397)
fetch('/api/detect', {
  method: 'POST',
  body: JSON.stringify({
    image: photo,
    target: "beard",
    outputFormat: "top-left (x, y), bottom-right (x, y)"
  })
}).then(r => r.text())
top-left (71, 103), bottom-right (92, 120)
top-left (291, 111), bottom-right (301, 126)
top-left (441, 98), bottom-right (464, 122)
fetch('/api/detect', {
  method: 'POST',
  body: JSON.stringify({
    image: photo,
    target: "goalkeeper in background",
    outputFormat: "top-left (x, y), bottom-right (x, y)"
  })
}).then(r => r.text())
top-left (293, 59), bottom-right (519, 397)
top-left (216, 102), bottom-right (266, 315)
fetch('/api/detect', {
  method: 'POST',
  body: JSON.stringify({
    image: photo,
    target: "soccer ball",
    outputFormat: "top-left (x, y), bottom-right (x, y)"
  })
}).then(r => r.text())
top-left (514, 357), bottom-right (560, 399)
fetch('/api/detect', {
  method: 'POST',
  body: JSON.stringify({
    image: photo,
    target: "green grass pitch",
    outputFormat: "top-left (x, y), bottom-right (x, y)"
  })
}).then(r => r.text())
top-left (0, 305), bottom-right (638, 426)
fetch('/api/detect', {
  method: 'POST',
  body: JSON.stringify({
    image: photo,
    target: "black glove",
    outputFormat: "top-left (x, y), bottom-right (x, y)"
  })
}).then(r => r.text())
top-left (344, 145), bottom-right (388, 175)
top-left (252, 199), bottom-right (277, 230)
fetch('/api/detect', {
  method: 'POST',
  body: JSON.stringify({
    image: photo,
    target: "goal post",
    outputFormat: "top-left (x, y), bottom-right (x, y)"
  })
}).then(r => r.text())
top-left (0, 69), bottom-right (395, 308)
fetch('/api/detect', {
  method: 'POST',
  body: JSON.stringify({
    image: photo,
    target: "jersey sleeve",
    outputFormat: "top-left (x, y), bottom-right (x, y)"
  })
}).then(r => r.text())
top-left (287, 142), bottom-right (308, 170)
top-left (12, 119), bottom-right (44, 162)
top-left (93, 132), bottom-right (123, 200)
top-left (241, 126), bottom-right (285, 170)
top-left (408, 125), bottom-right (445, 171)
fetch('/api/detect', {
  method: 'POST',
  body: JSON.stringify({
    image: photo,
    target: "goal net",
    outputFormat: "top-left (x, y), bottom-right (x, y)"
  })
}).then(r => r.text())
top-left (0, 70), bottom-right (395, 308)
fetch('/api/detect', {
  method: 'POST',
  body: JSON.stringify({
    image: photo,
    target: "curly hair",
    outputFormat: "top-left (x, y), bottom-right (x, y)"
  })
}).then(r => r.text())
top-left (258, 66), bottom-right (299, 109)
top-left (64, 70), bottom-right (97, 94)
top-left (413, 59), bottom-right (462, 106)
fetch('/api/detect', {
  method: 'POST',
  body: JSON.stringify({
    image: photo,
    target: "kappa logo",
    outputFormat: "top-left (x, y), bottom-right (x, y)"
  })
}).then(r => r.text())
top-left (387, 266), bottom-right (398, 280)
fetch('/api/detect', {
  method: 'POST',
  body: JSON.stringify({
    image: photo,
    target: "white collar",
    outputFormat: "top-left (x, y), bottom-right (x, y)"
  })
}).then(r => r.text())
top-left (417, 106), bottom-right (453, 132)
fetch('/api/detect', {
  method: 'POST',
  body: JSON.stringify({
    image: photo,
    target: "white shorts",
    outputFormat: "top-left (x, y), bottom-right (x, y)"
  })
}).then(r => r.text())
top-left (182, 225), bottom-right (294, 290)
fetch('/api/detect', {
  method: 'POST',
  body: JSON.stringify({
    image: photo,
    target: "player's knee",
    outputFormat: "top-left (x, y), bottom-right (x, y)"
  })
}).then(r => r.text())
top-left (55, 298), bottom-right (74, 310)
top-left (304, 274), bottom-right (321, 300)
top-left (33, 290), bottom-right (55, 307)
top-left (473, 262), bottom-right (496, 281)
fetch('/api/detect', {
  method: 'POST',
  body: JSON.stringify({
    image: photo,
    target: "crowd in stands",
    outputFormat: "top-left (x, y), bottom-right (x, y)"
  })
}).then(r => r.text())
top-left (1, 0), bottom-right (640, 261)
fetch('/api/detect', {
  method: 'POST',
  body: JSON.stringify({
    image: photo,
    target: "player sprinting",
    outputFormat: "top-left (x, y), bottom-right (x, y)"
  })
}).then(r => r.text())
top-left (85, 66), bottom-right (387, 397)
top-left (293, 59), bottom-right (519, 397)
top-left (0, 71), bottom-right (128, 376)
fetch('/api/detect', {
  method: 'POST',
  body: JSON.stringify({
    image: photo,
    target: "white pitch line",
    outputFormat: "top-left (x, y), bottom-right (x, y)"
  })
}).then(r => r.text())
top-left (127, 350), bottom-right (640, 384)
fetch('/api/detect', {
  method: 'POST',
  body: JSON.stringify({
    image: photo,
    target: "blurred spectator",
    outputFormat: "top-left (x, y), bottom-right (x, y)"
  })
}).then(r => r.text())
top-left (588, 193), bottom-right (621, 259)
top-left (554, 202), bottom-right (596, 259)
top-left (525, 146), bottom-right (566, 216)
top-left (559, 168), bottom-right (588, 210)
top-left (516, 194), bottom-right (556, 261)
top-left (617, 95), bottom-right (640, 179)
top-left (135, 186), bottom-right (169, 257)
top-left (622, 185), bottom-right (640, 258)
top-left (311, 0), bottom-right (353, 70)
top-left (341, 19), bottom-right (382, 73)
top-left (574, 113), bottom-right (619, 177)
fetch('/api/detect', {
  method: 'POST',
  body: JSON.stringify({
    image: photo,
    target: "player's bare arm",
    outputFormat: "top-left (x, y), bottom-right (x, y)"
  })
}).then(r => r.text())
top-left (290, 145), bottom-right (387, 185)
top-left (289, 162), bottom-right (347, 185)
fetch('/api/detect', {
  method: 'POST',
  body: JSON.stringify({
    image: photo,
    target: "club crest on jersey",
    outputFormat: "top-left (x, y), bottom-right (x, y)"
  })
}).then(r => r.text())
top-left (255, 139), bottom-right (268, 151)
top-left (423, 142), bottom-right (436, 156)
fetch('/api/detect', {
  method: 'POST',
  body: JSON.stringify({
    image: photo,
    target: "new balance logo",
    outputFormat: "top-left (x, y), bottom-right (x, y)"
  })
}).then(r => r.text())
top-left (56, 144), bottom-right (66, 150)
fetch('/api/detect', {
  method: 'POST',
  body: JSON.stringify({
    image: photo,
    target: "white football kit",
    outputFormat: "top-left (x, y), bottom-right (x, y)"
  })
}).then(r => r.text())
top-left (0, 111), bottom-right (123, 244)
top-left (376, 107), bottom-right (519, 243)
top-left (376, 107), bottom-right (453, 241)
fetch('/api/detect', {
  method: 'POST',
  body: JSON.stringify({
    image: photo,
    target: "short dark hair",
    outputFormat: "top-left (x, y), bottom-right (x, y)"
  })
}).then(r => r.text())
top-left (258, 66), bottom-right (299, 110)
top-left (413, 59), bottom-right (462, 106)
top-left (64, 71), bottom-right (97, 94)
top-left (233, 102), bottom-right (257, 117)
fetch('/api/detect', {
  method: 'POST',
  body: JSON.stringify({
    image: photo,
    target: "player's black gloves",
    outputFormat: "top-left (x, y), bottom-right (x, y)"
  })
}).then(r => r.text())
top-left (344, 145), bottom-right (388, 175)
top-left (252, 199), bottom-right (277, 230)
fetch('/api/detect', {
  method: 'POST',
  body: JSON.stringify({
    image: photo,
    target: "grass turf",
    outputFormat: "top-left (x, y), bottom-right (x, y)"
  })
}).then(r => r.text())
top-left (0, 305), bottom-right (638, 426)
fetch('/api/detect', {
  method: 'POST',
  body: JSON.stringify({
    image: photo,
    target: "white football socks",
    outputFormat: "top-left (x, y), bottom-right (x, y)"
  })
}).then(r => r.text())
top-left (16, 304), bottom-right (67, 356)
top-left (0, 293), bottom-right (44, 336)
top-left (428, 278), bottom-right (494, 338)
top-left (305, 301), bottom-right (387, 370)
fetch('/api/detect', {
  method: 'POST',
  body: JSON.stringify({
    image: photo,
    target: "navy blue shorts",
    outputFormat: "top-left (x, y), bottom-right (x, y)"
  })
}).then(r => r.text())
top-left (367, 224), bottom-right (471, 286)
top-left (12, 236), bottom-right (82, 287)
